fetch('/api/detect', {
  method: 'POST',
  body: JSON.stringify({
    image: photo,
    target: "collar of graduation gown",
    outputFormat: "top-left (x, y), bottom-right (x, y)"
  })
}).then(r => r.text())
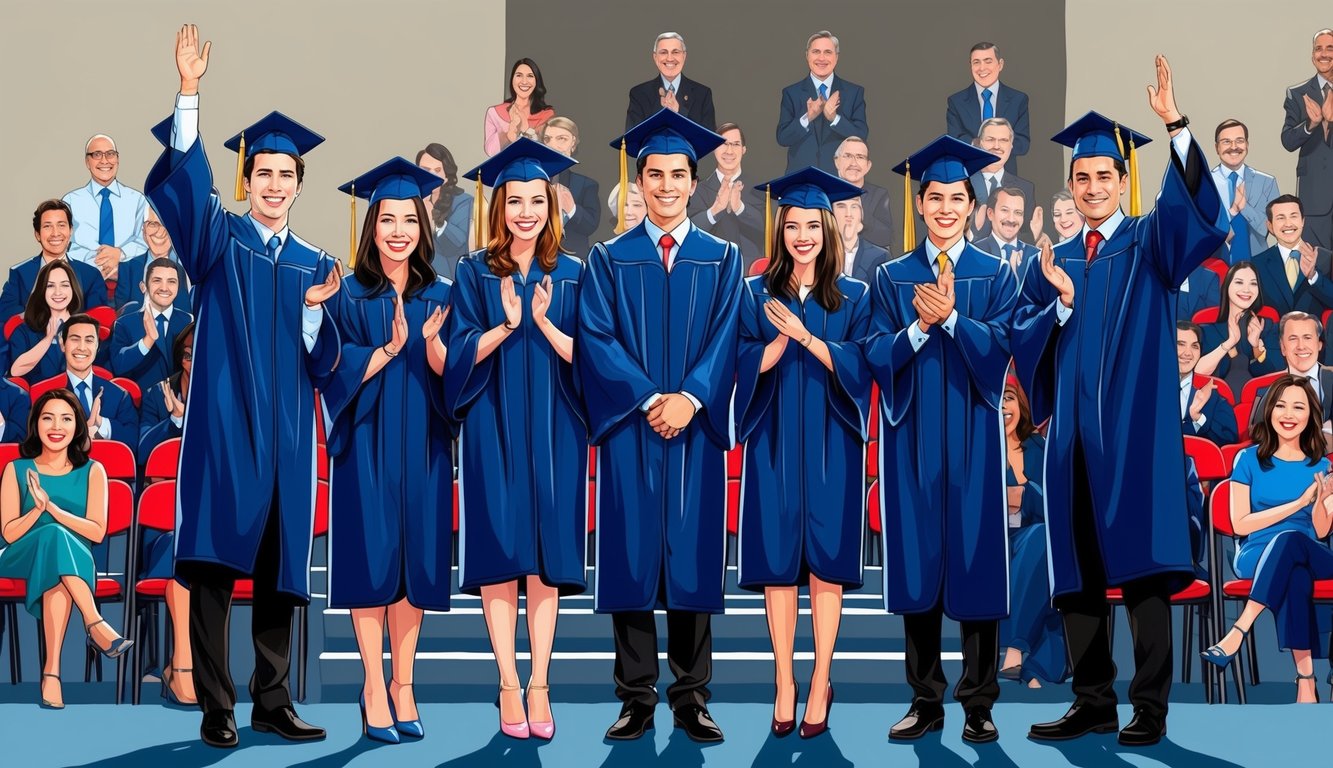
top-left (891, 240), bottom-right (1001, 283)
top-left (225, 212), bottom-right (270, 255)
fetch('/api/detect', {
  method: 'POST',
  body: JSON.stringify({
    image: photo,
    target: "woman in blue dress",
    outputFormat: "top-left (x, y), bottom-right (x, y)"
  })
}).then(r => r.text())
top-left (1201, 374), bottom-right (1333, 703)
top-left (445, 139), bottom-right (587, 740)
top-left (734, 168), bottom-right (872, 739)
top-left (997, 377), bottom-right (1067, 688)
top-left (322, 158), bottom-right (454, 743)
top-left (0, 388), bottom-right (130, 709)
top-left (9, 260), bottom-right (86, 386)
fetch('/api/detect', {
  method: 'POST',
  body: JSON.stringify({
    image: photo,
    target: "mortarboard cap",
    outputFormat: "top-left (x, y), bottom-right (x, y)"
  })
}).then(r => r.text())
top-left (222, 111), bottom-right (324, 202)
top-left (338, 157), bottom-right (445, 267)
top-left (890, 136), bottom-right (1000, 251)
top-left (608, 110), bottom-right (725, 234)
top-left (1052, 111), bottom-right (1153, 216)
top-left (460, 137), bottom-right (577, 249)
top-left (757, 167), bottom-right (865, 256)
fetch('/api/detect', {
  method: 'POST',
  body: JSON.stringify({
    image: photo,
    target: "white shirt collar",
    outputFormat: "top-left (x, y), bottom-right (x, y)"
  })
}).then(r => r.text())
top-left (715, 168), bottom-right (741, 184)
top-left (993, 232), bottom-right (1018, 248)
top-left (148, 304), bottom-right (174, 323)
top-left (67, 369), bottom-right (96, 392)
top-left (1213, 163), bottom-right (1248, 179)
top-left (1318, 75), bottom-right (1331, 92)
top-left (974, 81), bottom-right (1001, 99)
top-left (85, 178), bottom-right (122, 197)
top-left (1180, 374), bottom-right (1193, 391)
top-left (661, 74), bottom-right (682, 93)
top-left (1281, 243), bottom-right (1302, 259)
top-left (924, 236), bottom-right (966, 271)
top-left (643, 216), bottom-right (691, 251)
top-left (247, 215), bottom-right (290, 252)
top-left (810, 72), bottom-right (836, 91)
top-left (1080, 209), bottom-right (1126, 245)
top-left (1293, 362), bottom-right (1321, 381)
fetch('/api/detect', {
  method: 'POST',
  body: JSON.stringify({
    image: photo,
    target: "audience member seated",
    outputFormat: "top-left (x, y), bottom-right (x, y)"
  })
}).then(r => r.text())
top-left (10, 261), bottom-right (87, 386)
top-left (1247, 311), bottom-right (1333, 441)
top-left (0, 376), bottom-right (29, 443)
top-left (625, 31), bottom-right (716, 131)
top-left (1254, 195), bottom-right (1333, 363)
top-left (0, 388), bottom-right (130, 709)
top-left (483, 58), bottom-right (555, 157)
top-left (968, 118), bottom-right (1034, 240)
top-left (973, 186), bottom-right (1038, 275)
top-left (1047, 188), bottom-right (1084, 243)
top-left (688, 122), bottom-right (764, 271)
top-left (997, 378), bottom-right (1067, 689)
top-left (540, 117), bottom-right (601, 259)
top-left (416, 143), bottom-right (475, 281)
top-left (113, 206), bottom-right (191, 314)
top-left (1201, 376), bottom-right (1333, 704)
top-left (42, 314), bottom-right (138, 449)
top-left (946, 42), bottom-right (1030, 173)
top-left (1, 200), bottom-right (109, 319)
top-left (833, 196), bottom-right (888, 283)
top-left (832, 136), bottom-right (894, 252)
top-left (1213, 119), bottom-right (1279, 264)
top-left (110, 259), bottom-right (193, 389)
top-left (1195, 261), bottom-right (1282, 395)
top-left (1179, 259), bottom-right (1223, 325)
top-left (61, 134), bottom-right (148, 279)
top-left (776, 30), bottom-right (868, 173)
top-left (1177, 321), bottom-right (1240, 446)
top-left (139, 323), bottom-right (193, 461)
top-left (606, 182), bottom-right (647, 232)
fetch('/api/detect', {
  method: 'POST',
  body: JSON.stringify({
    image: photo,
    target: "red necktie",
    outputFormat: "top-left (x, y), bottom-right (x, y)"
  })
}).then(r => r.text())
top-left (659, 233), bottom-right (676, 271)
top-left (1085, 230), bottom-right (1104, 262)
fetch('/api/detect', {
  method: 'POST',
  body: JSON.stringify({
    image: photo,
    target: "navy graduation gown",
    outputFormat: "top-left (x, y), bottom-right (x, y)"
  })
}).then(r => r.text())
top-left (1012, 138), bottom-right (1228, 598)
top-left (322, 277), bottom-right (454, 611)
top-left (144, 133), bottom-right (340, 601)
top-left (865, 242), bottom-right (1017, 620)
top-left (577, 223), bottom-right (742, 613)
top-left (734, 275), bottom-right (872, 590)
top-left (444, 252), bottom-right (588, 595)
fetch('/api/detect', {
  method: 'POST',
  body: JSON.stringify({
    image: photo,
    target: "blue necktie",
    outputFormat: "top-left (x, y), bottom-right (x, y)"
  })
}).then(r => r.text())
top-left (1228, 170), bottom-right (1238, 208)
top-left (98, 188), bottom-right (114, 246)
top-left (1002, 243), bottom-right (1014, 260)
top-left (156, 313), bottom-right (168, 354)
top-left (76, 381), bottom-right (91, 415)
top-left (818, 83), bottom-right (828, 101)
top-left (982, 88), bottom-right (994, 121)
top-left (268, 234), bottom-right (281, 259)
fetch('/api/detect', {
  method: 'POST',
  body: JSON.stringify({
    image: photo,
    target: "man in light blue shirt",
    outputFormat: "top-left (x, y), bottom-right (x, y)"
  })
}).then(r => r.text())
top-left (1211, 118), bottom-right (1279, 261)
top-left (62, 134), bottom-right (148, 280)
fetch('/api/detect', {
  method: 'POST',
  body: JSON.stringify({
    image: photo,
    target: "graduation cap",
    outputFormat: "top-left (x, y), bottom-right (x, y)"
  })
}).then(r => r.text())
top-left (460, 137), bottom-right (578, 249)
top-left (222, 112), bottom-right (324, 202)
top-left (608, 109), bottom-right (725, 233)
top-left (1052, 111), bottom-right (1153, 217)
top-left (757, 167), bottom-right (865, 257)
top-left (338, 157), bottom-right (445, 266)
top-left (890, 136), bottom-right (1001, 252)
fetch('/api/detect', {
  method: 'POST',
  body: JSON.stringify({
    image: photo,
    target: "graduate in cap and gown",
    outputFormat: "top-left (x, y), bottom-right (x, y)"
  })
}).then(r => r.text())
top-left (443, 138), bottom-right (588, 741)
top-left (142, 26), bottom-right (341, 748)
top-left (865, 136), bottom-right (1015, 745)
top-left (734, 167), bottom-right (872, 739)
top-left (1015, 57), bottom-right (1228, 747)
top-left (577, 109), bottom-right (741, 743)
top-left (322, 157), bottom-right (453, 744)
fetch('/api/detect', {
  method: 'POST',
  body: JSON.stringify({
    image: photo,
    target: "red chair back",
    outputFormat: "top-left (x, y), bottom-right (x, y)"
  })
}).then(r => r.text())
top-left (0, 443), bottom-right (21, 471)
top-left (748, 258), bottom-right (770, 277)
top-left (144, 437), bottom-right (181, 480)
top-left (111, 377), bottom-right (141, 408)
top-left (316, 443), bottom-right (328, 482)
top-left (1210, 479), bottom-right (1235, 537)
top-left (1220, 441), bottom-right (1251, 473)
top-left (1233, 401), bottom-right (1254, 439)
top-left (1201, 257), bottom-right (1228, 285)
top-left (587, 480), bottom-right (596, 534)
top-left (866, 440), bottom-right (878, 479)
top-left (588, 446), bottom-right (597, 479)
top-left (90, 440), bottom-right (136, 481)
top-left (1240, 371), bottom-right (1285, 407)
top-left (1191, 307), bottom-right (1219, 324)
top-left (1183, 435), bottom-right (1227, 482)
top-left (313, 479), bottom-right (329, 537)
top-left (7, 377), bottom-right (28, 393)
top-left (86, 306), bottom-right (117, 341)
top-left (3, 314), bottom-right (23, 340)
top-left (726, 478), bottom-right (740, 536)
top-left (727, 445), bottom-right (742, 479)
top-left (137, 480), bottom-right (177, 532)
top-left (105, 478), bottom-right (134, 536)
top-left (867, 481), bottom-right (881, 534)
top-left (1192, 373), bottom-right (1236, 406)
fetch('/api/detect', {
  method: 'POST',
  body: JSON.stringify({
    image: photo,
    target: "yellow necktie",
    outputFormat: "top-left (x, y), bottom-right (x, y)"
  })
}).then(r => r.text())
top-left (1287, 253), bottom-right (1300, 290)
top-left (937, 253), bottom-right (950, 276)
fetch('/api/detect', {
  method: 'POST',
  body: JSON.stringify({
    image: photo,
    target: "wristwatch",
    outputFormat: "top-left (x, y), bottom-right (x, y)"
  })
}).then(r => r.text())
top-left (1164, 114), bottom-right (1189, 132)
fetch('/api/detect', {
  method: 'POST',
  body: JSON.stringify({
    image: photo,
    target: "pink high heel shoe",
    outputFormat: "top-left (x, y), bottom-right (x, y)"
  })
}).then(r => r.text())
top-left (527, 683), bottom-right (555, 740)
top-left (496, 682), bottom-right (529, 739)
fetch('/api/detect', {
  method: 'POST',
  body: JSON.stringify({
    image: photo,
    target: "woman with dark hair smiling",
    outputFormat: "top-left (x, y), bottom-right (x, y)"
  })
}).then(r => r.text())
top-left (323, 157), bottom-right (454, 744)
top-left (415, 143), bottom-right (475, 281)
top-left (1194, 261), bottom-right (1282, 393)
top-left (10, 260), bottom-right (87, 385)
top-left (0, 388), bottom-right (128, 709)
top-left (483, 58), bottom-right (556, 157)
top-left (734, 168), bottom-right (872, 739)
top-left (1201, 375), bottom-right (1333, 703)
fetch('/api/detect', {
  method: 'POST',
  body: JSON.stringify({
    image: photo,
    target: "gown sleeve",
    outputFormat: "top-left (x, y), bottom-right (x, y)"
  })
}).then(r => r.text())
top-left (822, 285), bottom-right (874, 441)
top-left (680, 241), bottom-right (744, 450)
top-left (319, 288), bottom-right (380, 457)
top-left (442, 258), bottom-right (498, 421)
top-left (734, 281), bottom-right (778, 444)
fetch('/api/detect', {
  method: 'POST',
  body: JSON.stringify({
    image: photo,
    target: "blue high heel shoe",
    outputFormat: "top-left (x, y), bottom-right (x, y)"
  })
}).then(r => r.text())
top-left (39, 673), bottom-right (64, 710)
top-left (1200, 624), bottom-right (1249, 670)
top-left (85, 619), bottom-right (133, 659)
top-left (389, 680), bottom-right (424, 739)
top-left (160, 667), bottom-right (196, 709)
top-left (361, 692), bottom-right (401, 744)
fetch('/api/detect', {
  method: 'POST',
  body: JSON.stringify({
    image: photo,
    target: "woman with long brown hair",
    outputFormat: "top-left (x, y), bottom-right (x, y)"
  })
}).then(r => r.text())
top-left (1201, 375), bottom-right (1333, 703)
top-left (1194, 261), bottom-right (1282, 394)
top-left (9, 260), bottom-right (87, 385)
top-left (734, 168), bottom-right (873, 739)
top-left (445, 139), bottom-right (587, 740)
top-left (324, 158), bottom-right (454, 743)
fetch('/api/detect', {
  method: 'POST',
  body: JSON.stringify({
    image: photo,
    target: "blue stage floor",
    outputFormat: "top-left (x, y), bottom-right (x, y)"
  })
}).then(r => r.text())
top-left (0, 698), bottom-right (1304, 767)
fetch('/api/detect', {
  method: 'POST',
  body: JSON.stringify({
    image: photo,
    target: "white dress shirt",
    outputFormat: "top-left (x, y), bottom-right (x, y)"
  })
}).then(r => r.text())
top-left (68, 370), bottom-right (112, 439)
top-left (62, 178), bottom-right (149, 265)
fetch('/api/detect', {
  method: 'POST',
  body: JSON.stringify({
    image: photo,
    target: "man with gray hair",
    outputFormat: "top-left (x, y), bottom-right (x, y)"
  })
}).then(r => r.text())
top-left (833, 136), bottom-right (894, 252)
top-left (946, 42), bottom-right (1031, 173)
top-left (626, 31), bottom-right (716, 130)
top-left (776, 30), bottom-right (868, 173)
top-left (62, 133), bottom-right (149, 283)
top-left (968, 117), bottom-right (1034, 240)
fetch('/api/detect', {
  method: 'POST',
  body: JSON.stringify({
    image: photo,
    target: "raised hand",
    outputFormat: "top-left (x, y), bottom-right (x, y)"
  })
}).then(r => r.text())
top-left (1300, 240), bottom-right (1319, 279)
top-left (805, 96), bottom-right (823, 122)
top-left (500, 276), bottom-right (523, 329)
top-left (304, 260), bottom-right (343, 308)
top-left (422, 305), bottom-right (448, 341)
top-left (176, 24), bottom-right (211, 94)
top-left (387, 295), bottom-right (408, 355)
top-left (822, 90), bottom-right (841, 122)
top-left (26, 469), bottom-right (50, 514)
top-left (45, 315), bottom-right (61, 341)
top-left (1038, 235), bottom-right (1074, 308)
top-left (160, 381), bottom-right (186, 420)
top-left (142, 305), bottom-right (159, 347)
top-left (728, 181), bottom-right (745, 213)
top-left (531, 275), bottom-right (553, 325)
top-left (763, 299), bottom-right (811, 342)
top-left (1188, 379), bottom-right (1214, 421)
top-left (554, 184), bottom-right (575, 217)
top-left (1146, 54), bottom-right (1182, 126)
top-left (88, 388), bottom-right (104, 433)
top-left (1304, 93), bottom-right (1324, 130)
top-left (1224, 309), bottom-right (1242, 352)
top-left (1231, 181), bottom-right (1247, 217)
top-left (1323, 86), bottom-right (1333, 125)
top-left (659, 87), bottom-right (680, 113)
top-left (1245, 314), bottom-right (1265, 348)
top-left (1029, 206), bottom-right (1045, 243)
top-left (710, 176), bottom-right (731, 216)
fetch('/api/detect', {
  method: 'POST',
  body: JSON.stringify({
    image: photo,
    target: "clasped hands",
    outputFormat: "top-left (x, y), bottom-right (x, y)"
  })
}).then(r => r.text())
top-left (913, 259), bottom-right (956, 333)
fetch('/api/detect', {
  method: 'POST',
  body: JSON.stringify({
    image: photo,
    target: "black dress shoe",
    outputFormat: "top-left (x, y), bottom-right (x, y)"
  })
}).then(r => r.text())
top-left (251, 705), bottom-right (327, 741)
top-left (201, 710), bottom-right (238, 749)
top-left (1027, 703), bottom-right (1119, 741)
top-left (888, 705), bottom-right (945, 740)
top-left (962, 707), bottom-right (999, 743)
top-left (605, 703), bottom-right (655, 740)
top-left (673, 704), bottom-right (724, 743)
top-left (1117, 709), bottom-right (1165, 747)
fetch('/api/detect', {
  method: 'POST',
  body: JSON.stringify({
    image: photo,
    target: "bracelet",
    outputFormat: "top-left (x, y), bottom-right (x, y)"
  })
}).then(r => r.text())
top-left (1164, 114), bottom-right (1189, 132)
top-left (503, 319), bottom-right (518, 331)
top-left (383, 344), bottom-right (398, 358)
top-left (801, 334), bottom-right (813, 348)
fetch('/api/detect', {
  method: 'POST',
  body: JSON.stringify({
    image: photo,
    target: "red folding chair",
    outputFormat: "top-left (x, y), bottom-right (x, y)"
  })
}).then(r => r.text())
top-left (7, 377), bottom-right (28, 393)
top-left (1201, 257), bottom-right (1229, 287)
top-left (111, 378), bottom-right (141, 409)
top-left (1184, 435), bottom-right (1228, 484)
top-left (726, 479), bottom-right (740, 537)
top-left (3, 314), bottom-right (23, 340)
top-left (1240, 371), bottom-right (1284, 408)
top-left (727, 445), bottom-right (742, 480)
top-left (1192, 374), bottom-right (1236, 407)
top-left (0, 446), bottom-right (21, 682)
top-left (866, 480), bottom-right (882, 566)
top-left (866, 440), bottom-right (878, 479)
top-left (1192, 306), bottom-right (1280, 325)
top-left (126, 479), bottom-right (176, 704)
top-left (86, 306), bottom-right (118, 342)
top-left (90, 440), bottom-right (136, 484)
top-left (144, 437), bottom-right (181, 481)
top-left (748, 258), bottom-right (770, 277)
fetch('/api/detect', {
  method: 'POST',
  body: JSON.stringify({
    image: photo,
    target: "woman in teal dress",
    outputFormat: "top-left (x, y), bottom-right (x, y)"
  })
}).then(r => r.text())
top-left (0, 388), bottom-right (130, 708)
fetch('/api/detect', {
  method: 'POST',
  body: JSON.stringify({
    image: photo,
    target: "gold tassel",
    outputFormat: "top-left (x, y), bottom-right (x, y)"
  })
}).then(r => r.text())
top-left (233, 132), bottom-right (246, 202)
top-left (764, 184), bottom-right (772, 259)
top-left (1128, 136), bottom-right (1142, 217)
top-left (615, 138), bottom-right (628, 234)
top-left (550, 181), bottom-right (564, 249)
top-left (902, 159), bottom-right (915, 252)
top-left (474, 175), bottom-right (486, 247)
top-left (348, 184), bottom-right (357, 268)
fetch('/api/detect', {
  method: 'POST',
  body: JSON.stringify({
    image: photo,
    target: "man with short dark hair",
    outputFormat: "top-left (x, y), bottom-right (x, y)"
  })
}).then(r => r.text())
top-left (45, 313), bottom-right (139, 447)
top-left (776, 30), bottom-right (868, 173)
top-left (110, 258), bottom-right (193, 389)
top-left (626, 32), bottom-right (716, 131)
top-left (1253, 194), bottom-right (1333, 362)
top-left (946, 42), bottom-right (1031, 173)
top-left (973, 186), bottom-right (1038, 275)
top-left (1282, 28), bottom-right (1333, 248)
top-left (688, 122), bottom-right (764, 270)
top-left (1212, 119), bottom-right (1279, 261)
top-left (0, 200), bottom-right (110, 318)
top-left (833, 136), bottom-right (894, 253)
top-left (1176, 321), bottom-right (1238, 445)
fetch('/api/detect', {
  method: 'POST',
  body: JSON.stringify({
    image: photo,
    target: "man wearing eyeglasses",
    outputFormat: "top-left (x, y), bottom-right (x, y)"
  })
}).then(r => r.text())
top-left (626, 31), bottom-right (716, 131)
top-left (1212, 119), bottom-right (1280, 262)
top-left (833, 136), bottom-right (895, 254)
top-left (687, 122), bottom-right (763, 270)
top-left (62, 134), bottom-right (149, 285)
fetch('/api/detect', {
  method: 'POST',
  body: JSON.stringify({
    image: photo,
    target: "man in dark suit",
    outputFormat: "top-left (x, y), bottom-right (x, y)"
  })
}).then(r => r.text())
top-left (973, 187), bottom-right (1038, 277)
top-left (51, 313), bottom-right (140, 451)
top-left (540, 117), bottom-right (601, 259)
top-left (833, 136), bottom-right (894, 253)
top-left (1248, 312), bottom-right (1333, 443)
top-left (626, 32), bottom-right (716, 131)
top-left (110, 258), bottom-right (193, 389)
top-left (969, 119), bottom-right (1034, 241)
top-left (946, 42), bottom-right (1031, 174)
top-left (1254, 195), bottom-right (1333, 362)
top-left (1176, 322), bottom-right (1240, 446)
top-left (2, 199), bottom-right (111, 319)
top-left (688, 122), bottom-right (765, 271)
top-left (776, 30), bottom-right (868, 173)
top-left (1282, 29), bottom-right (1333, 249)
top-left (833, 196), bottom-right (889, 283)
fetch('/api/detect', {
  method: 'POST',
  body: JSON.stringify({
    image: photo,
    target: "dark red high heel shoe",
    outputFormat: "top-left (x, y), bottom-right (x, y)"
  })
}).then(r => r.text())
top-left (771, 682), bottom-right (798, 737)
top-left (799, 685), bottom-right (834, 739)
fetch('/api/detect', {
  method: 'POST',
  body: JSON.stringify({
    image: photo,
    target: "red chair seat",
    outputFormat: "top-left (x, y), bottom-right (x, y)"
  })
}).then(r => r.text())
top-left (1108, 579), bottom-right (1210, 602)
top-left (726, 479), bottom-right (740, 536)
top-left (1222, 579), bottom-right (1252, 598)
top-left (727, 446), bottom-right (742, 479)
top-left (1315, 580), bottom-right (1333, 600)
top-left (0, 577), bottom-right (26, 597)
top-left (135, 578), bottom-right (171, 598)
top-left (94, 578), bottom-right (122, 599)
top-left (866, 440), bottom-right (878, 479)
top-left (233, 580), bottom-right (255, 601)
top-left (867, 481), bottom-right (881, 535)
